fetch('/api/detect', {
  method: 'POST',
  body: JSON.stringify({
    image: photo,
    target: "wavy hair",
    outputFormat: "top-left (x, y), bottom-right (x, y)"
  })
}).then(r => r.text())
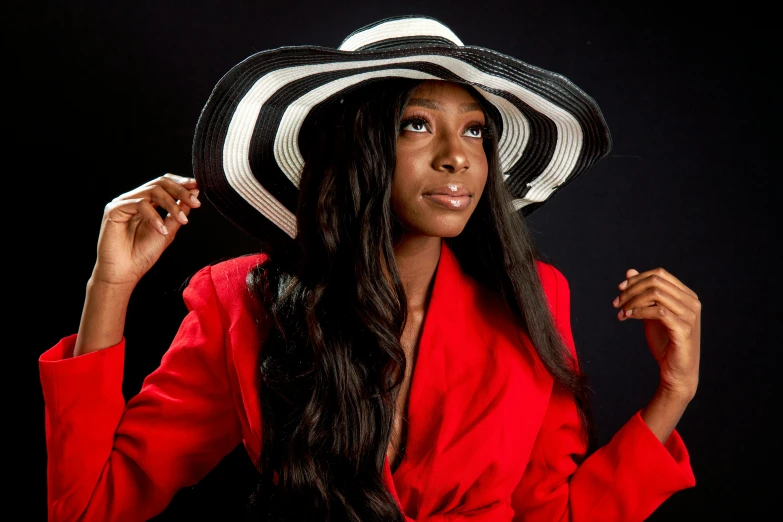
top-left (245, 78), bottom-right (594, 520)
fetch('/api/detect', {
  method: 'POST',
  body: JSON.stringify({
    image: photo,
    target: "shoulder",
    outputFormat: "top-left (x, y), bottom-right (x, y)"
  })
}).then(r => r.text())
top-left (183, 252), bottom-right (272, 311)
top-left (534, 259), bottom-right (568, 288)
top-left (534, 259), bottom-right (569, 314)
top-left (206, 252), bottom-right (272, 297)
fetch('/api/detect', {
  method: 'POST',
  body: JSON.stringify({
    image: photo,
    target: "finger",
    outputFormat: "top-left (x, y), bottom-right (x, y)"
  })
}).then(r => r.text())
top-left (156, 175), bottom-right (201, 208)
top-left (187, 188), bottom-right (200, 207)
top-left (162, 212), bottom-right (182, 236)
top-left (135, 175), bottom-right (200, 210)
top-left (116, 179), bottom-right (196, 209)
top-left (176, 192), bottom-right (197, 218)
top-left (138, 184), bottom-right (192, 225)
top-left (615, 272), bottom-right (700, 315)
top-left (106, 198), bottom-right (170, 235)
top-left (616, 286), bottom-right (695, 323)
top-left (162, 190), bottom-right (200, 234)
top-left (129, 183), bottom-right (199, 224)
top-left (620, 304), bottom-right (694, 338)
top-left (140, 176), bottom-right (200, 210)
top-left (619, 267), bottom-right (698, 300)
top-left (161, 173), bottom-right (199, 189)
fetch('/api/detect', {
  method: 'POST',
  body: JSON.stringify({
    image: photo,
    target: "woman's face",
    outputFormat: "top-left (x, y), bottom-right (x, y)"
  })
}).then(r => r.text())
top-left (391, 81), bottom-right (489, 239)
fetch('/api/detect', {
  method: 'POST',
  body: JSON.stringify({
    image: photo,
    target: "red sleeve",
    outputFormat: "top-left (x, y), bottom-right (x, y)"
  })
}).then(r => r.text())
top-left (510, 264), bottom-right (696, 522)
top-left (38, 265), bottom-right (243, 522)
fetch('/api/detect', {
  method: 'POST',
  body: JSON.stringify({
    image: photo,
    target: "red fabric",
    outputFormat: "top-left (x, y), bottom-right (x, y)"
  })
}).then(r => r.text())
top-left (39, 241), bottom-right (695, 521)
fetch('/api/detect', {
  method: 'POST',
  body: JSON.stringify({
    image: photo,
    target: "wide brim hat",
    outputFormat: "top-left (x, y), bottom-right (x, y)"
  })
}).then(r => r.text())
top-left (192, 15), bottom-right (612, 253)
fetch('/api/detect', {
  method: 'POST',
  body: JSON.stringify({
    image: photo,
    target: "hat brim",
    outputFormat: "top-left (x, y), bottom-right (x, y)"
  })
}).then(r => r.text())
top-left (193, 44), bottom-right (611, 249)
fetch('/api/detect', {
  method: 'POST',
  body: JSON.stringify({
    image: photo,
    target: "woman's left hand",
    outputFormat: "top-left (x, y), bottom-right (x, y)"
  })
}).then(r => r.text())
top-left (613, 268), bottom-right (701, 400)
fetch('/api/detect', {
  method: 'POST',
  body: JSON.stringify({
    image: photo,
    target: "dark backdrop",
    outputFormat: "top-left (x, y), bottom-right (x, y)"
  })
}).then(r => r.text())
top-left (13, 1), bottom-right (774, 520)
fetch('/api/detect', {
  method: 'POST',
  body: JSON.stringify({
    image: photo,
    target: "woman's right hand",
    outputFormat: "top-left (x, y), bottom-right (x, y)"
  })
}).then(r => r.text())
top-left (92, 173), bottom-right (201, 288)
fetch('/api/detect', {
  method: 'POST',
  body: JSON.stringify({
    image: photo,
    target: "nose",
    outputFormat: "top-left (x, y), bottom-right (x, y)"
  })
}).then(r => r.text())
top-left (431, 132), bottom-right (470, 173)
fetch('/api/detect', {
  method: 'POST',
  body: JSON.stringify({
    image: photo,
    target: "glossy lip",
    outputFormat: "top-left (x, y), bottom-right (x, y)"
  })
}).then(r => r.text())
top-left (422, 183), bottom-right (473, 197)
top-left (423, 194), bottom-right (471, 210)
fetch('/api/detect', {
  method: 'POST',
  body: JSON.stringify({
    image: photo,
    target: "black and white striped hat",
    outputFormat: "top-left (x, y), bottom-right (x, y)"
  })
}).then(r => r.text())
top-left (192, 14), bottom-right (612, 252)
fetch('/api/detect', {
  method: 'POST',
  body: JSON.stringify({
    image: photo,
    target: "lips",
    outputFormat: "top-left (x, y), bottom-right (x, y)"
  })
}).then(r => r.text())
top-left (421, 183), bottom-right (474, 211)
top-left (422, 183), bottom-right (472, 197)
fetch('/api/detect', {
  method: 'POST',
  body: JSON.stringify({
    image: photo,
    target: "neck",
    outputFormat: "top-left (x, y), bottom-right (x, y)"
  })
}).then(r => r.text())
top-left (392, 234), bottom-right (442, 313)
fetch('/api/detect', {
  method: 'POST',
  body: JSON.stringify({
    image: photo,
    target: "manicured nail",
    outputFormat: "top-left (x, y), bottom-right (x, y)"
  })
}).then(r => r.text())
top-left (190, 195), bottom-right (200, 205)
top-left (179, 211), bottom-right (188, 223)
top-left (161, 225), bottom-right (169, 235)
top-left (612, 296), bottom-right (619, 307)
top-left (625, 308), bottom-right (633, 317)
top-left (619, 280), bottom-right (628, 290)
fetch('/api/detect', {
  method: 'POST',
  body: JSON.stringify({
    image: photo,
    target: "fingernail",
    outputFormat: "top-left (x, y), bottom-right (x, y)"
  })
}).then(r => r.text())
top-left (612, 296), bottom-right (619, 307)
top-left (191, 195), bottom-right (200, 205)
top-left (179, 211), bottom-right (188, 223)
top-left (161, 225), bottom-right (169, 235)
top-left (619, 280), bottom-right (628, 290)
top-left (625, 308), bottom-right (633, 317)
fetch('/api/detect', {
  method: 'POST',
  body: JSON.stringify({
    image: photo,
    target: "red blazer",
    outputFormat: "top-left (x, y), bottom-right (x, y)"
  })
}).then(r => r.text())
top-left (39, 240), bottom-right (695, 521)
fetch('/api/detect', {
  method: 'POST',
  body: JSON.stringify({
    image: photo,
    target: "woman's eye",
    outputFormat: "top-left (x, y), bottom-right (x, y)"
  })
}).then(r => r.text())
top-left (463, 126), bottom-right (483, 138)
top-left (401, 119), bottom-right (428, 133)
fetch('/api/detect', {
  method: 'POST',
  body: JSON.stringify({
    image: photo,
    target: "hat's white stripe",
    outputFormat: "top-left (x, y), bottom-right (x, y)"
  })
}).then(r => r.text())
top-left (225, 54), bottom-right (580, 236)
top-left (223, 91), bottom-right (298, 237)
top-left (338, 18), bottom-right (464, 51)
top-left (495, 94), bottom-right (528, 180)
top-left (511, 197), bottom-right (535, 211)
top-left (513, 105), bottom-right (581, 209)
top-left (274, 72), bottom-right (528, 186)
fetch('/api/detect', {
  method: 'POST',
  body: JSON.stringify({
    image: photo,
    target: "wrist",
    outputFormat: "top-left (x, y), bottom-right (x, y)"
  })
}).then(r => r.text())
top-left (641, 387), bottom-right (692, 444)
top-left (75, 276), bottom-right (135, 357)
top-left (655, 383), bottom-right (697, 406)
top-left (87, 274), bottom-right (137, 297)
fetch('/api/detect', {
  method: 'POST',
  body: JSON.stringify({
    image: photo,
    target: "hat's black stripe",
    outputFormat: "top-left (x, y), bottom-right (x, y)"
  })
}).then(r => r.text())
top-left (355, 36), bottom-right (458, 51)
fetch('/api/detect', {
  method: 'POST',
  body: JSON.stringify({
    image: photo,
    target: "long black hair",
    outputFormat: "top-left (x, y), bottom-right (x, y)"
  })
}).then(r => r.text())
top-left (245, 78), bottom-right (594, 520)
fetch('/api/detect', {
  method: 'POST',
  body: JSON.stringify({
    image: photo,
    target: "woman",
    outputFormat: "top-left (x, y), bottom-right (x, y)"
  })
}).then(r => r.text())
top-left (39, 16), bottom-right (700, 521)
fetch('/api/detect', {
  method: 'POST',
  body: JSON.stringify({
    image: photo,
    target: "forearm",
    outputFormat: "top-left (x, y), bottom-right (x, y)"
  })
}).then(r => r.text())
top-left (74, 276), bottom-right (135, 357)
top-left (640, 387), bottom-right (693, 444)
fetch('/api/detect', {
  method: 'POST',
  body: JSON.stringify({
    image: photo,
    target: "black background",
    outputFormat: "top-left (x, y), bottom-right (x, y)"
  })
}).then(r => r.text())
top-left (13, 1), bottom-right (775, 520)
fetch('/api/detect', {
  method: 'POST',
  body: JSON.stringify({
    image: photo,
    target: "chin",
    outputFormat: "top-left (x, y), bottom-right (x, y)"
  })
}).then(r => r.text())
top-left (412, 215), bottom-right (473, 238)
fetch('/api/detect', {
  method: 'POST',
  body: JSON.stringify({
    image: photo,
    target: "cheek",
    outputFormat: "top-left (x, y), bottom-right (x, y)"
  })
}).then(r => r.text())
top-left (472, 149), bottom-right (490, 194)
top-left (391, 147), bottom-right (423, 211)
top-left (390, 166), bottom-right (417, 219)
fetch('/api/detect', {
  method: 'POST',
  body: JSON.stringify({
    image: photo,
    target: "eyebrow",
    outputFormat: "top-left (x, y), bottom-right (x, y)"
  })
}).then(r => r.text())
top-left (407, 98), bottom-right (483, 113)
